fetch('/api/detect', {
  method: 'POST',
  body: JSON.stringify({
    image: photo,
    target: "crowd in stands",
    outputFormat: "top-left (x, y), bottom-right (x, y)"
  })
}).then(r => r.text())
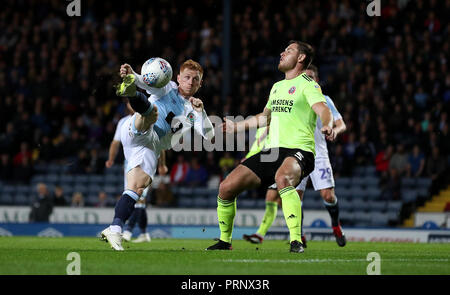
top-left (0, 0), bottom-right (449, 207)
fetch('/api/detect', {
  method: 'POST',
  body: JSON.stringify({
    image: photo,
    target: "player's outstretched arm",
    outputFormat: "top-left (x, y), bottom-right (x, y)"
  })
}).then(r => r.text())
top-left (312, 102), bottom-right (334, 141)
top-left (331, 119), bottom-right (346, 141)
top-left (105, 140), bottom-right (121, 168)
top-left (158, 150), bottom-right (168, 175)
top-left (189, 97), bottom-right (215, 141)
top-left (221, 107), bottom-right (271, 134)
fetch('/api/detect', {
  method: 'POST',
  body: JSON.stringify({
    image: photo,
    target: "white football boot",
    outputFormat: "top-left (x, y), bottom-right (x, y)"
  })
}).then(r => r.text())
top-left (122, 230), bottom-right (132, 242)
top-left (132, 233), bottom-right (151, 243)
top-left (101, 227), bottom-right (124, 251)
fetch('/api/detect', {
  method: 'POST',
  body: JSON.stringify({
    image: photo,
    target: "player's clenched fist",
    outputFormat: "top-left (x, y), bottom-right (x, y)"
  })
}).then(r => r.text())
top-left (119, 64), bottom-right (133, 78)
top-left (148, 105), bottom-right (159, 125)
top-left (189, 97), bottom-right (204, 112)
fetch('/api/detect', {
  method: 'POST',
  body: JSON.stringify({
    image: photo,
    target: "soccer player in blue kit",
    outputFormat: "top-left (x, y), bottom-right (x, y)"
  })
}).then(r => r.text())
top-left (101, 59), bottom-right (214, 250)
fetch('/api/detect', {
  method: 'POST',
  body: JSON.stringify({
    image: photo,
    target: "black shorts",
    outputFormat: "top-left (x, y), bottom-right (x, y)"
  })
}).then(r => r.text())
top-left (241, 147), bottom-right (315, 189)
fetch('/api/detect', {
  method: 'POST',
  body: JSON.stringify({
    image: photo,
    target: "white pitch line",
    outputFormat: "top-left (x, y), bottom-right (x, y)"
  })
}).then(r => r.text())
top-left (216, 258), bottom-right (449, 264)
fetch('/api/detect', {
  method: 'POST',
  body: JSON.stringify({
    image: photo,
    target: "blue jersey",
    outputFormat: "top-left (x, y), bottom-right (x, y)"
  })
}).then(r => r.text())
top-left (149, 82), bottom-right (187, 138)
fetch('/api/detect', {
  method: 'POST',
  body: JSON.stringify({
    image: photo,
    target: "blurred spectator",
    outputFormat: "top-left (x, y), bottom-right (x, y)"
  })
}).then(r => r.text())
top-left (380, 168), bottom-right (402, 201)
top-left (343, 132), bottom-right (357, 162)
top-left (389, 144), bottom-right (409, 176)
top-left (52, 186), bottom-right (68, 206)
top-left (95, 191), bottom-right (108, 208)
top-left (86, 148), bottom-right (104, 174)
top-left (29, 183), bottom-right (53, 222)
top-left (426, 147), bottom-right (447, 196)
top-left (0, 153), bottom-right (14, 182)
top-left (13, 142), bottom-right (32, 166)
top-left (219, 152), bottom-right (235, 178)
top-left (153, 182), bottom-right (175, 207)
top-left (354, 135), bottom-right (376, 166)
top-left (71, 192), bottom-right (85, 207)
top-left (170, 154), bottom-right (189, 184)
top-left (330, 144), bottom-right (347, 177)
top-left (13, 157), bottom-right (33, 184)
top-left (407, 145), bottom-right (425, 178)
top-left (375, 145), bottom-right (393, 177)
top-left (184, 158), bottom-right (208, 187)
top-left (205, 152), bottom-right (221, 177)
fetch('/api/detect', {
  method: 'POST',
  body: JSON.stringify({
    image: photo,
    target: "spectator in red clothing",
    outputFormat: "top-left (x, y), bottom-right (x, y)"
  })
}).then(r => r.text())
top-left (170, 154), bottom-right (190, 185)
top-left (375, 144), bottom-right (393, 177)
top-left (424, 11), bottom-right (441, 33)
top-left (13, 142), bottom-right (32, 166)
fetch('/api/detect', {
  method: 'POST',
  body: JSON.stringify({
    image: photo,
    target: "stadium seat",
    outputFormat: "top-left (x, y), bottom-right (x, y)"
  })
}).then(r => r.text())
top-left (192, 197), bottom-right (208, 208)
top-left (335, 177), bottom-right (351, 188)
top-left (0, 193), bottom-right (13, 205)
top-left (178, 187), bottom-right (193, 196)
top-left (177, 197), bottom-right (194, 208)
top-left (192, 187), bottom-right (211, 197)
top-left (364, 176), bottom-right (379, 187)
top-left (335, 187), bottom-right (351, 199)
top-left (416, 178), bottom-right (432, 188)
top-left (386, 201), bottom-right (402, 212)
top-left (352, 198), bottom-right (370, 211)
top-left (401, 178), bottom-right (416, 189)
top-left (350, 177), bottom-right (366, 187)
top-left (88, 184), bottom-right (102, 195)
top-left (305, 189), bottom-right (320, 200)
top-left (387, 212), bottom-right (399, 223)
top-left (339, 199), bottom-right (353, 211)
top-left (370, 212), bottom-right (389, 227)
top-left (59, 175), bottom-right (74, 185)
top-left (303, 198), bottom-right (322, 210)
top-left (349, 187), bottom-right (366, 199)
top-left (368, 200), bottom-right (387, 212)
top-left (74, 175), bottom-right (89, 184)
top-left (88, 175), bottom-right (104, 184)
top-left (85, 195), bottom-right (98, 206)
top-left (1, 185), bottom-right (15, 196)
top-left (364, 166), bottom-right (377, 176)
top-left (14, 194), bottom-right (29, 205)
top-left (16, 185), bottom-right (30, 195)
top-left (353, 210), bottom-right (371, 226)
top-left (339, 211), bottom-right (354, 225)
top-left (30, 175), bottom-right (46, 185)
top-left (45, 174), bottom-right (59, 184)
top-left (206, 197), bottom-right (217, 208)
top-left (353, 166), bottom-right (366, 177)
top-left (255, 199), bottom-right (266, 208)
top-left (417, 188), bottom-right (429, 198)
top-left (401, 189), bottom-right (419, 203)
top-left (73, 185), bottom-right (88, 194)
top-left (366, 187), bottom-right (382, 200)
top-left (104, 174), bottom-right (117, 184)
top-left (239, 199), bottom-right (256, 209)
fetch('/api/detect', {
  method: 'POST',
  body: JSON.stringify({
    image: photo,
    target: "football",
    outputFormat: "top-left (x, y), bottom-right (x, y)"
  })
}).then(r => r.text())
top-left (141, 57), bottom-right (173, 88)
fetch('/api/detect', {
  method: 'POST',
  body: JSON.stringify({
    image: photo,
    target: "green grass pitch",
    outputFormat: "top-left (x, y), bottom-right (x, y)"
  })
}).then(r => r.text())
top-left (0, 237), bottom-right (449, 275)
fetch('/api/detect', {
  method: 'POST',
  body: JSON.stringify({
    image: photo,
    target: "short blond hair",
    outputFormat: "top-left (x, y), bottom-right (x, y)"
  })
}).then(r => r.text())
top-left (180, 59), bottom-right (204, 79)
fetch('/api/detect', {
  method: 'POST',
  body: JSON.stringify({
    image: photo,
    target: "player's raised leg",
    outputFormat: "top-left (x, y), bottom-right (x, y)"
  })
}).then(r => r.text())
top-left (243, 187), bottom-right (280, 244)
top-left (116, 74), bottom-right (158, 132)
top-left (101, 167), bottom-right (151, 251)
top-left (275, 157), bottom-right (304, 253)
top-left (206, 165), bottom-right (261, 250)
top-left (320, 187), bottom-right (346, 247)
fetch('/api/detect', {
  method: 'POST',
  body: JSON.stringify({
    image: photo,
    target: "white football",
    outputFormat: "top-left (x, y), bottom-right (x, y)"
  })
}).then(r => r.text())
top-left (141, 57), bottom-right (173, 88)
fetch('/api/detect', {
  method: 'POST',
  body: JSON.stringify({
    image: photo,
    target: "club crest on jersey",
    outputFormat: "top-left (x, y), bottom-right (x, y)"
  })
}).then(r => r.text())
top-left (288, 86), bottom-right (296, 94)
top-left (187, 112), bottom-right (195, 123)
